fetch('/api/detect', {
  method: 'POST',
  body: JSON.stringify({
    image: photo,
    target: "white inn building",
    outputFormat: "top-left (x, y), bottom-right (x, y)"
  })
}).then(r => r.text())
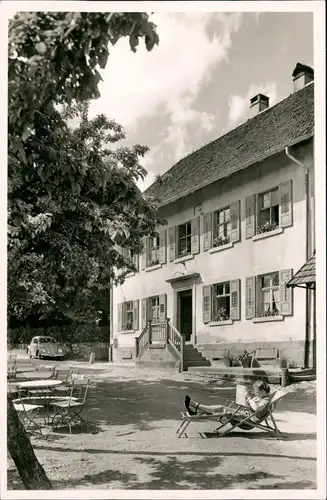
top-left (112, 63), bottom-right (315, 372)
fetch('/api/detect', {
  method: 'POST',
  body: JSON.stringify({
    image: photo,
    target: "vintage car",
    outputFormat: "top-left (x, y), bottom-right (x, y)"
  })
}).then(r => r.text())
top-left (27, 336), bottom-right (66, 360)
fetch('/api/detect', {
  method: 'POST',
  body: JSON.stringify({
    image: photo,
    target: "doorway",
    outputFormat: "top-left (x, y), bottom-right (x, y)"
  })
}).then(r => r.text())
top-left (177, 289), bottom-right (193, 342)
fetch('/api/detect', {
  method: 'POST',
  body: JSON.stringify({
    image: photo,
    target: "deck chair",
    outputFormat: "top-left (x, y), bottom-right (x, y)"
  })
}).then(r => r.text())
top-left (11, 388), bottom-right (44, 435)
top-left (177, 389), bottom-right (288, 439)
top-left (51, 378), bottom-right (90, 433)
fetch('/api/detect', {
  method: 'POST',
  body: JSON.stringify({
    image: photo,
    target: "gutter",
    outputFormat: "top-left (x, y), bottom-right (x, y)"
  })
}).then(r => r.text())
top-left (284, 146), bottom-right (312, 368)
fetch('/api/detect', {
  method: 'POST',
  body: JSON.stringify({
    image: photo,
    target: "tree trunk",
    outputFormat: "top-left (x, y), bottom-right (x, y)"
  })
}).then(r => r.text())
top-left (7, 393), bottom-right (52, 490)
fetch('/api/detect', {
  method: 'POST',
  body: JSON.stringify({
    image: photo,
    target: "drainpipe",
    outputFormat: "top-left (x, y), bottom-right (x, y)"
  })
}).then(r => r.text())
top-left (285, 146), bottom-right (311, 368)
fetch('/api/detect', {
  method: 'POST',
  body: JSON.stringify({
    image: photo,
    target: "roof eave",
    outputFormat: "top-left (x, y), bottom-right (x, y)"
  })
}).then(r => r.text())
top-left (153, 132), bottom-right (314, 208)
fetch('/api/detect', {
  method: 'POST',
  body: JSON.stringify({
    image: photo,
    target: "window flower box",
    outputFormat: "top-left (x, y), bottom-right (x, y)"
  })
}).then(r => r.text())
top-left (212, 235), bottom-right (230, 248)
top-left (149, 259), bottom-right (160, 267)
top-left (178, 249), bottom-right (190, 258)
top-left (260, 309), bottom-right (280, 318)
top-left (124, 322), bottom-right (133, 331)
top-left (257, 222), bottom-right (279, 234)
top-left (213, 307), bottom-right (230, 322)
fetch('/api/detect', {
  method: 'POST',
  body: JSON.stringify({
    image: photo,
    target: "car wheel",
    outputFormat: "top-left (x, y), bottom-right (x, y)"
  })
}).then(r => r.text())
top-left (60, 356), bottom-right (64, 361)
top-left (37, 351), bottom-right (43, 360)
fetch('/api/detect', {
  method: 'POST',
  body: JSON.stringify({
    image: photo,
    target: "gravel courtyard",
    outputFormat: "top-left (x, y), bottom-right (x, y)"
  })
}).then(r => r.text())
top-left (7, 362), bottom-right (317, 491)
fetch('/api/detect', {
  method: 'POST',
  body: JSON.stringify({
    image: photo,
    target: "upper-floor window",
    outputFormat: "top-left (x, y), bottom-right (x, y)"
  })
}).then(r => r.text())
top-left (177, 221), bottom-right (192, 257)
top-left (142, 230), bottom-right (167, 270)
top-left (258, 187), bottom-right (279, 233)
top-left (213, 207), bottom-right (231, 247)
top-left (245, 180), bottom-right (292, 239)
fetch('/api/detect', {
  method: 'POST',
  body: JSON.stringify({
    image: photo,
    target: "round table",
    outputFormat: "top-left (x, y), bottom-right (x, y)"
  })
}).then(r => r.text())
top-left (15, 366), bottom-right (36, 373)
top-left (17, 379), bottom-right (62, 389)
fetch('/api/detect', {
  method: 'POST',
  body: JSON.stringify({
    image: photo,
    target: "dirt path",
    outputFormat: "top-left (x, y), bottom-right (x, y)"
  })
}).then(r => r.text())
top-left (7, 367), bottom-right (316, 491)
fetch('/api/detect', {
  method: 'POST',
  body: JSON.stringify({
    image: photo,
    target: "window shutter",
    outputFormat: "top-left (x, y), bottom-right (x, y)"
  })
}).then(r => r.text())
top-left (203, 213), bottom-right (212, 251)
top-left (141, 237), bottom-right (147, 270)
top-left (133, 253), bottom-right (139, 271)
top-left (230, 279), bottom-right (240, 320)
top-left (191, 216), bottom-right (200, 254)
top-left (245, 194), bottom-right (256, 238)
top-left (230, 200), bottom-right (240, 243)
top-left (133, 300), bottom-right (139, 330)
top-left (245, 276), bottom-right (256, 319)
top-left (279, 180), bottom-right (293, 228)
top-left (168, 226), bottom-right (176, 262)
top-left (202, 285), bottom-right (212, 324)
top-left (141, 298), bottom-right (147, 329)
top-left (159, 294), bottom-right (167, 322)
top-left (159, 229), bottom-right (167, 264)
top-left (117, 303), bottom-right (123, 332)
top-left (279, 269), bottom-right (293, 315)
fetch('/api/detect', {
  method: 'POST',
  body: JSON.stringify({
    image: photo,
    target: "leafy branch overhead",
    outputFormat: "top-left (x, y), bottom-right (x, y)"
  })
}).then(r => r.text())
top-left (8, 12), bottom-right (162, 325)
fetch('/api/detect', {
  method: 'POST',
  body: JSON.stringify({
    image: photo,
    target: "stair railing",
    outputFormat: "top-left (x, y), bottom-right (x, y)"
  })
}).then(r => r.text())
top-left (135, 323), bottom-right (150, 358)
top-left (167, 320), bottom-right (185, 371)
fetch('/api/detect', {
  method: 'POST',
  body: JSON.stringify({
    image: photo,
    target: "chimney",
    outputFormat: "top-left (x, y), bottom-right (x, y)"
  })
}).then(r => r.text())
top-left (249, 94), bottom-right (269, 117)
top-left (292, 62), bottom-right (314, 92)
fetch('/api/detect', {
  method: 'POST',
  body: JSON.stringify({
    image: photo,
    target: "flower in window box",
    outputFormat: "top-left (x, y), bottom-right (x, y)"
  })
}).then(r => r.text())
top-left (260, 306), bottom-right (279, 318)
top-left (214, 307), bottom-right (230, 321)
top-left (179, 249), bottom-right (188, 257)
top-left (257, 221), bottom-right (278, 234)
top-left (150, 259), bottom-right (160, 266)
top-left (125, 322), bottom-right (133, 330)
top-left (212, 235), bottom-right (230, 247)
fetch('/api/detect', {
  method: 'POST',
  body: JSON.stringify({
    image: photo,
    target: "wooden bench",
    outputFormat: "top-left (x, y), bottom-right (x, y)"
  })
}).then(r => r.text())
top-left (254, 348), bottom-right (279, 360)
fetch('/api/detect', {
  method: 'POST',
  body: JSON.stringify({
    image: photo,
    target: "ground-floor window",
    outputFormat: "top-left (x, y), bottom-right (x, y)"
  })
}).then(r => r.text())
top-left (149, 295), bottom-right (160, 323)
top-left (212, 282), bottom-right (231, 321)
top-left (258, 271), bottom-right (280, 316)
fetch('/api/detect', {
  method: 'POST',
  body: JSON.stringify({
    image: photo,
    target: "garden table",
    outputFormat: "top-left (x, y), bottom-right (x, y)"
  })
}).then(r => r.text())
top-left (21, 371), bottom-right (55, 380)
top-left (15, 366), bottom-right (35, 373)
top-left (17, 379), bottom-right (63, 425)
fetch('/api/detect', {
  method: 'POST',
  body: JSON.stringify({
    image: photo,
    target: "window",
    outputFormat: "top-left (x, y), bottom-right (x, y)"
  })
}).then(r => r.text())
top-left (148, 235), bottom-right (160, 267)
top-left (213, 207), bottom-right (231, 247)
top-left (213, 282), bottom-right (231, 321)
top-left (258, 188), bottom-right (279, 233)
top-left (258, 272), bottom-right (280, 317)
top-left (177, 221), bottom-right (192, 257)
top-left (149, 296), bottom-right (160, 323)
top-left (203, 280), bottom-right (240, 323)
top-left (123, 301), bottom-right (134, 330)
top-left (245, 269), bottom-right (293, 320)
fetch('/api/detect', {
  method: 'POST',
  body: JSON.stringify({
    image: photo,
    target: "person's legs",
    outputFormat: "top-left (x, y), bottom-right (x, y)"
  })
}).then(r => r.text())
top-left (185, 395), bottom-right (227, 415)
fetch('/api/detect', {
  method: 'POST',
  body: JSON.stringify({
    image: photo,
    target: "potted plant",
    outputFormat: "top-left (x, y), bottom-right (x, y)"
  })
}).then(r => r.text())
top-left (214, 307), bottom-right (230, 322)
top-left (257, 221), bottom-right (278, 234)
top-left (125, 322), bottom-right (133, 331)
top-left (212, 235), bottom-right (230, 248)
top-left (149, 258), bottom-right (160, 266)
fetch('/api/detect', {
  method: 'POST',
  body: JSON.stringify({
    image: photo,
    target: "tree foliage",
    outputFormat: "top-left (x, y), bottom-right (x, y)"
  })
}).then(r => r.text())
top-left (8, 12), bottom-right (161, 325)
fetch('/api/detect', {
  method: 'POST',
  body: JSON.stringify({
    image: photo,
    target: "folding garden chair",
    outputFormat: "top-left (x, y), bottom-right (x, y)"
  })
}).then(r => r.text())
top-left (52, 370), bottom-right (81, 400)
top-left (7, 363), bottom-right (17, 381)
top-left (177, 389), bottom-right (288, 439)
top-left (51, 378), bottom-right (90, 433)
top-left (11, 388), bottom-right (44, 435)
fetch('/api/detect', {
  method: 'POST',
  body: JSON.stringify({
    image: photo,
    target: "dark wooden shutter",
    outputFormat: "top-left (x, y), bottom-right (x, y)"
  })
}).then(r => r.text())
top-left (159, 294), bottom-right (167, 322)
top-left (141, 237), bottom-right (147, 270)
top-left (168, 226), bottom-right (176, 262)
top-left (279, 180), bottom-right (293, 228)
top-left (203, 213), bottom-right (212, 251)
top-left (279, 269), bottom-right (293, 315)
top-left (159, 230), bottom-right (167, 264)
top-left (133, 300), bottom-right (139, 330)
top-left (230, 201), bottom-right (240, 243)
top-left (245, 276), bottom-right (256, 319)
top-left (191, 216), bottom-right (200, 254)
top-left (117, 303), bottom-right (123, 332)
top-left (202, 285), bottom-right (212, 323)
top-left (245, 194), bottom-right (256, 238)
top-left (230, 279), bottom-right (240, 320)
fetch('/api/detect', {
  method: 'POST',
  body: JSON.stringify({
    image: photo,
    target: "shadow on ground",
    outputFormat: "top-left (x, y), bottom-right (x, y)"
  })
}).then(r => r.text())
top-left (51, 455), bottom-right (317, 490)
top-left (76, 377), bottom-right (316, 431)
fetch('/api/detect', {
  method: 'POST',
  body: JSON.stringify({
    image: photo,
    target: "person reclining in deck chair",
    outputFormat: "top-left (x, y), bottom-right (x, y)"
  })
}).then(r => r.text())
top-left (184, 380), bottom-right (272, 423)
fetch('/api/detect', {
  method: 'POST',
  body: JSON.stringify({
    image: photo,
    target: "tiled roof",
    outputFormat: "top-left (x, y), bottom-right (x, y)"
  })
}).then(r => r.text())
top-left (145, 83), bottom-right (314, 206)
top-left (287, 254), bottom-right (316, 289)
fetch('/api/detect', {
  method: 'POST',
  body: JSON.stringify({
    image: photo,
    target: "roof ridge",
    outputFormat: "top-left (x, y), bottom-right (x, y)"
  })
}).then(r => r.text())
top-left (154, 83), bottom-right (314, 185)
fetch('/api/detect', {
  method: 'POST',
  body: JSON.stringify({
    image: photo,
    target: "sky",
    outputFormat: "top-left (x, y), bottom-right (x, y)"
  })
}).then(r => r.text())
top-left (89, 12), bottom-right (313, 192)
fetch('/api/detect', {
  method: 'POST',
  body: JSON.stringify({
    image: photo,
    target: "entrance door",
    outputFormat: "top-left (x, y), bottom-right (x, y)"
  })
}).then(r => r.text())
top-left (178, 289), bottom-right (193, 342)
